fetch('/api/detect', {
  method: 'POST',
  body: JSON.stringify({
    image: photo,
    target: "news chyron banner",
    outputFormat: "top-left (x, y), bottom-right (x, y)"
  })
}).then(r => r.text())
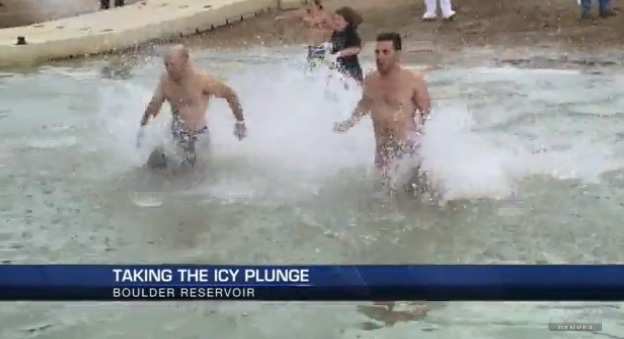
top-left (0, 265), bottom-right (623, 301)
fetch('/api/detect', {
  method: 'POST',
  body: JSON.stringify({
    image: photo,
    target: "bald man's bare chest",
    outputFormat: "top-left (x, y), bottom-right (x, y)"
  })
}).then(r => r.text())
top-left (162, 79), bottom-right (209, 110)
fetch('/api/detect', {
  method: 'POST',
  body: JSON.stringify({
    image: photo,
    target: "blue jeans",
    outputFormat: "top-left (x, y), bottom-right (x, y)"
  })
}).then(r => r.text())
top-left (580, 0), bottom-right (611, 12)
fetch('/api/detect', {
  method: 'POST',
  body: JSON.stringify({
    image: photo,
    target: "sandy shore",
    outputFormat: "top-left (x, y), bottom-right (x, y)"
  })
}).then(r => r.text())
top-left (177, 0), bottom-right (623, 55)
top-left (5, 0), bottom-right (620, 69)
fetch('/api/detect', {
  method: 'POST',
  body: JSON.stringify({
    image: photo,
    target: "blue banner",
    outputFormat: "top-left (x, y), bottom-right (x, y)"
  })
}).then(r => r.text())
top-left (0, 265), bottom-right (622, 301)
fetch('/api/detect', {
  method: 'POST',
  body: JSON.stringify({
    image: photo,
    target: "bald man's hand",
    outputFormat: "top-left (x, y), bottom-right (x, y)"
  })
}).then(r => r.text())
top-left (234, 121), bottom-right (247, 140)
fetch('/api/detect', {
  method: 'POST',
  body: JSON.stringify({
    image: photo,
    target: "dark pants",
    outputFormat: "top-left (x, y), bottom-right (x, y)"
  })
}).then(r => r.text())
top-left (100, 0), bottom-right (125, 9)
top-left (336, 58), bottom-right (363, 84)
top-left (580, 0), bottom-right (611, 12)
top-left (339, 64), bottom-right (363, 84)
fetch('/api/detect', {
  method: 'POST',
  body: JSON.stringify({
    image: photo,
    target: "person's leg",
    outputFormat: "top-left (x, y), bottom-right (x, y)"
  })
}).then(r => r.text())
top-left (599, 0), bottom-right (616, 16)
top-left (342, 64), bottom-right (363, 85)
top-left (181, 138), bottom-right (197, 168)
top-left (401, 133), bottom-right (425, 193)
top-left (100, 0), bottom-right (110, 10)
top-left (422, 0), bottom-right (437, 20)
top-left (115, 0), bottom-right (124, 7)
top-left (439, 0), bottom-right (456, 19)
top-left (181, 127), bottom-right (211, 169)
top-left (194, 128), bottom-right (211, 163)
top-left (146, 146), bottom-right (168, 169)
top-left (580, 0), bottom-right (592, 18)
top-left (374, 148), bottom-right (390, 188)
top-left (169, 118), bottom-right (195, 168)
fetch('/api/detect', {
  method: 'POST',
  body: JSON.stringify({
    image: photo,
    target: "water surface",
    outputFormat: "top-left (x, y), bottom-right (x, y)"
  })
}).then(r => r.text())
top-left (1, 46), bottom-right (623, 338)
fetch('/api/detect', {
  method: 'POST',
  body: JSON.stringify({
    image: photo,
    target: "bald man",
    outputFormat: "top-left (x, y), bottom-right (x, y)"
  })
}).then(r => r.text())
top-left (137, 45), bottom-right (246, 169)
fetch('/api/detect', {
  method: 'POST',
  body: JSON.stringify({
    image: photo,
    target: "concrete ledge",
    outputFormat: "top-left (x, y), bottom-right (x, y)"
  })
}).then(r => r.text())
top-left (278, 0), bottom-right (308, 10)
top-left (0, 0), bottom-right (308, 68)
top-left (0, 0), bottom-right (127, 28)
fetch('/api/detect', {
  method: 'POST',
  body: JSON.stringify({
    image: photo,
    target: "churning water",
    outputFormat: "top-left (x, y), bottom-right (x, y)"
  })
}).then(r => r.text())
top-left (1, 45), bottom-right (624, 338)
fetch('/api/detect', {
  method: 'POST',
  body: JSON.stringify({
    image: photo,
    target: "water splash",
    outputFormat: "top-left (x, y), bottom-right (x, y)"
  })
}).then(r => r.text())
top-left (418, 103), bottom-right (521, 201)
top-left (96, 58), bottom-right (624, 203)
top-left (419, 102), bottom-right (620, 202)
top-left (98, 82), bottom-right (156, 170)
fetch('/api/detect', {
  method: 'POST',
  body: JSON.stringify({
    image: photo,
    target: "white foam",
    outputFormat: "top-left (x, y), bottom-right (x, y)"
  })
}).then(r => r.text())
top-left (419, 102), bottom-right (622, 200)
top-left (96, 59), bottom-right (624, 202)
top-left (131, 193), bottom-right (164, 207)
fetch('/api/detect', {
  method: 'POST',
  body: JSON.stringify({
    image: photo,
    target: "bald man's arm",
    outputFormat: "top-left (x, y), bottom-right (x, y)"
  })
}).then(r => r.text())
top-left (203, 75), bottom-right (244, 122)
top-left (140, 73), bottom-right (166, 126)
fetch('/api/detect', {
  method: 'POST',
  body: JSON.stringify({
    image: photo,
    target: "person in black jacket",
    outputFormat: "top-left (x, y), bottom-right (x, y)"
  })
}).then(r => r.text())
top-left (327, 7), bottom-right (364, 84)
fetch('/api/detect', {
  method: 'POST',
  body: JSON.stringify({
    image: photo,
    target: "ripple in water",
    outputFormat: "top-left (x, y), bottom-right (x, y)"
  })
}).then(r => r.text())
top-left (27, 136), bottom-right (78, 149)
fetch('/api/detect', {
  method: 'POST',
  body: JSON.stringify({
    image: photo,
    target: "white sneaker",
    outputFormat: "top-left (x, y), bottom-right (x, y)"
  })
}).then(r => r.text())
top-left (422, 12), bottom-right (437, 20)
top-left (442, 10), bottom-right (456, 20)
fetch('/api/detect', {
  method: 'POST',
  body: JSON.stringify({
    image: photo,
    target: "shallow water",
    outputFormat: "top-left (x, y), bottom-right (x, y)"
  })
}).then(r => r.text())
top-left (1, 46), bottom-right (624, 338)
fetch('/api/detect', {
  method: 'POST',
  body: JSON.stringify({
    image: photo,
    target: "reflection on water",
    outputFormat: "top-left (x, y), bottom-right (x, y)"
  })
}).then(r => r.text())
top-left (0, 46), bottom-right (624, 338)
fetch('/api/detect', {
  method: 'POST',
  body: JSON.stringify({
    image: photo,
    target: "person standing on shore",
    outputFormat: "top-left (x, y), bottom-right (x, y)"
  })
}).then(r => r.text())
top-left (100, 0), bottom-right (124, 10)
top-left (422, 0), bottom-right (456, 21)
top-left (580, 0), bottom-right (616, 18)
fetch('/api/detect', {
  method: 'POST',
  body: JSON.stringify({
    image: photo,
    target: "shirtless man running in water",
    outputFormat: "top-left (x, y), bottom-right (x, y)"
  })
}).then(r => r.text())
top-left (136, 44), bottom-right (246, 169)
top-left (276, 0), bottom-right (334, 45)
top-left (334, 32), bottom-right (431, 184)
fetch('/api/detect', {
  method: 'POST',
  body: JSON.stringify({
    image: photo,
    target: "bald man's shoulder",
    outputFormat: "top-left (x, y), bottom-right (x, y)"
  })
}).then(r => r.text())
top-left (196, 69), bottom-right (225, 85)
top-left (191, 70), bottom-right (226, 96)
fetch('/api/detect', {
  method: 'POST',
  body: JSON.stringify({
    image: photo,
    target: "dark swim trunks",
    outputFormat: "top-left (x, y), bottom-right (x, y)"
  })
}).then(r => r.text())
top-left (307, 45), bottom-right (326, 61)
top-left (375, 133), bottom-right (422, 170)
top-left (170, 115), bottom-right (209, 167)
top-left (307, 45), bottom-right (327, 69)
